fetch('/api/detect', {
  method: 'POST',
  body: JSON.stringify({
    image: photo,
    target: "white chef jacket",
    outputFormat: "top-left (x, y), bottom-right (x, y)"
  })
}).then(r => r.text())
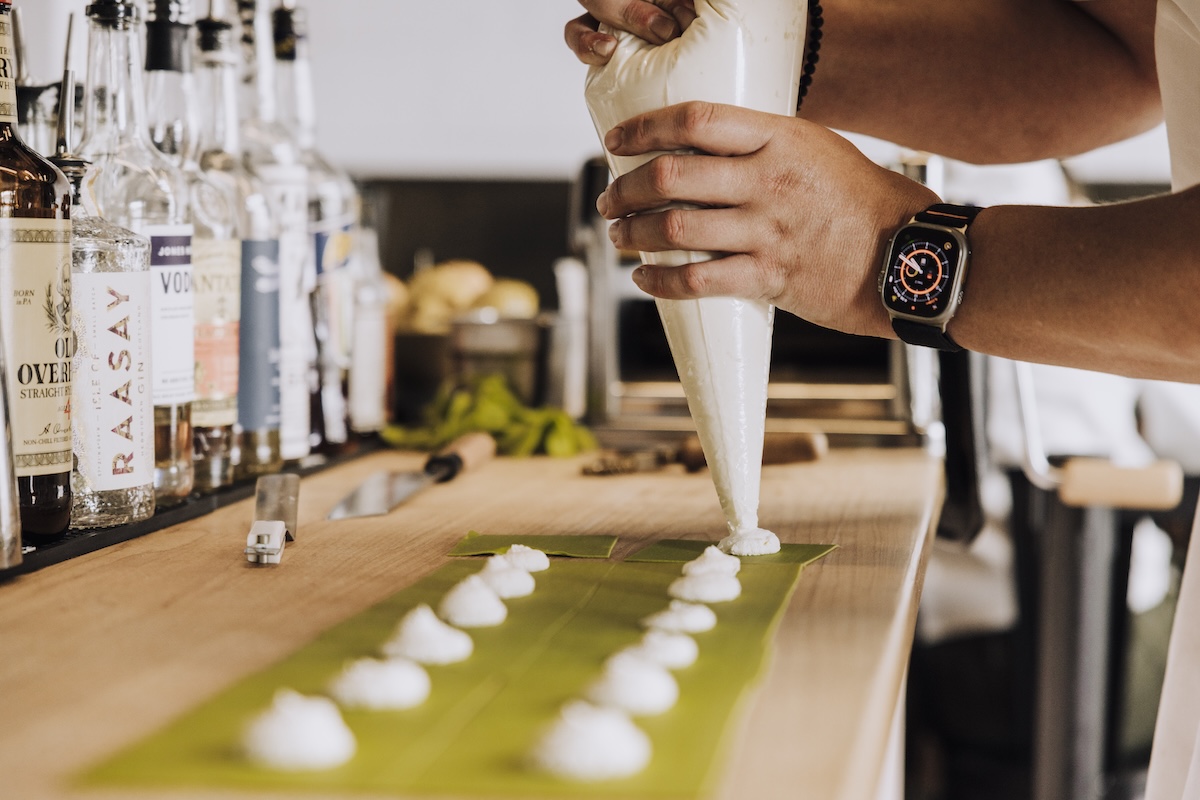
top-left (1145, 2), bottom-right (1200, 797)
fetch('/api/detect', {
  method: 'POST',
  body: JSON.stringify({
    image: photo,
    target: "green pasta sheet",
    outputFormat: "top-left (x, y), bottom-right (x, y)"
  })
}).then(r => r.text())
top-left (449, 531), bottom-right (618, 559)
top-left (627, 539), bottom-right (837, 566)
top-left (83, 555), bottom-right (813, 798)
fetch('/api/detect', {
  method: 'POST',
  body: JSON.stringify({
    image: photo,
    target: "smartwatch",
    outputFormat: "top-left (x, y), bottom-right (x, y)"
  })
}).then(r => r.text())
top-left (878, 203), bottom-right (983, 351)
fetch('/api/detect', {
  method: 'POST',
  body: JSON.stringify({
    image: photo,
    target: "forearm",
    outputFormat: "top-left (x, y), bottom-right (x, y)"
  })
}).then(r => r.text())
top-left (950, 188), bottom-right (1200, 381)
top-left (805, 0), bottom-right (1161, 163)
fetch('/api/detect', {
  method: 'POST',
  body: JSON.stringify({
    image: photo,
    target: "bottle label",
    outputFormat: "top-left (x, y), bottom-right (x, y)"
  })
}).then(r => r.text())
top-left (0, 16), bottom-right (18, 125)
top-left (136, 223), bottom-right (196, 406)
top-left (314, 221), bottom-right (355, 357)
top-left (71, 272), bottom-right (153, 491)
top-left (237, 238), bottom-right (281, 432)
top-left (0, 219), bottom-right (73, 477)
top-left (256, 164), bottom-right (312, 460)
top-left (192, 237), bottom-right (241, 428)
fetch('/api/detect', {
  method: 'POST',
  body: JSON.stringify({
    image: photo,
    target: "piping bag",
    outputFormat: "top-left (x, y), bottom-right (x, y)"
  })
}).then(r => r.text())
top-left (584, 1), bottom-right (807, 554)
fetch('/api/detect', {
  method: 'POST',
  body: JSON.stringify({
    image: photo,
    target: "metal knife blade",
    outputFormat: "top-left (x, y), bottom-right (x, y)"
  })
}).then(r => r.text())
top-left (326, 432), bottom-right (496, 520)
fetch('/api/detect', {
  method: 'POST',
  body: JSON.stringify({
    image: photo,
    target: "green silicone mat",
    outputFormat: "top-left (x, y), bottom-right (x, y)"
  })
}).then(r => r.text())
top-left (449, 531), bottom-right (619, 559)
top-left (82, 546), bottom-right (832, 798)
top-left (626, 539), bottom-right (837, 565)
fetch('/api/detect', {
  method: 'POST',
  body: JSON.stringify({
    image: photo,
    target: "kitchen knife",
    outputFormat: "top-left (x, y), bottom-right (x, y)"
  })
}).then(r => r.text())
top-left (327, 432), bottom-right (497, 520)
top-left (583, 430), bottom-right (829, 476)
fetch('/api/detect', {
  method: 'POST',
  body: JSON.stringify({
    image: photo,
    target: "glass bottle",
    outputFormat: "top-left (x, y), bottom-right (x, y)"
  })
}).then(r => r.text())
top-left (50, 62), bottom-right (155, 528)
top-left (0, 0), bottom-right (75, 542)
top-left (146, 0), bottom-right (240, 492)
top-left (195, 6), bottom-right (282, 479)
top-left (273, 0), bottom-right (358, 453)
top-left (77, 0), bottom-right (195, 505)
top-left (347, 227), bottom-right (389, 435)
top-left (237, 0), bottom-right (313, 466)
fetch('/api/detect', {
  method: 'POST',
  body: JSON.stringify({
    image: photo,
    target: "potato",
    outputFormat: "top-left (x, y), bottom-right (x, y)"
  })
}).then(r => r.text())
top-left (471, 279), bottom-right (539, 319)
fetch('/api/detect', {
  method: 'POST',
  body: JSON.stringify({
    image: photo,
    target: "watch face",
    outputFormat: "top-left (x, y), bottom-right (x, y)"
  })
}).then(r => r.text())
top-left (882, 226), bottom-right (964, 320)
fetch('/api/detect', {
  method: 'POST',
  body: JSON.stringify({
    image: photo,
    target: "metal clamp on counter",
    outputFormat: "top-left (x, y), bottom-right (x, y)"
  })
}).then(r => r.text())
top-left (244, 474), bottom-right (300, 565)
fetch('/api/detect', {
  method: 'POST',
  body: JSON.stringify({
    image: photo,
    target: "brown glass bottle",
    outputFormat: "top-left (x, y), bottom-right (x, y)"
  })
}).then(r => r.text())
top-left (0, 0), bottom-right (74, 541)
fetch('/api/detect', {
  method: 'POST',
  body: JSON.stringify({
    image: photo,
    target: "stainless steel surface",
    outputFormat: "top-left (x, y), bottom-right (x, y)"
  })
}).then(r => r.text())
top-left (0, 324), bottom-right (20, 570)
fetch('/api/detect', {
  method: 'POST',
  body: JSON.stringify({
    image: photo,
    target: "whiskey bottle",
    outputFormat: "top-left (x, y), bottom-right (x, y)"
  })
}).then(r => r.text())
top-left (195, 7), bottom-right (282, 479)
top-left (77, 0), bottom-right (195, 505)
top-left (238, 0), bottom-right (313, 465)
top-left (146, 0), bottom-right (240, 492)
top-left (50, 57), bottom-right (154, 529)
top-left (0, 0), bottom-right (74, 541)
top-left (273, 0), bottom-right (358, 452)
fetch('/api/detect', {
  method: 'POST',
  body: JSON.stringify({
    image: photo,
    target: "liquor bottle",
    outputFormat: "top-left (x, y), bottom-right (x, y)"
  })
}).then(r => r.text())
top-left (195, 6), bottom-right (282, 479)
top-left (347, 227), bottom-right (389, 435)
top-left (237, 0), bottom-right (313, 465)
top-left (0, 0), bottom-right (74, 542)
top-left (146, 0), bottom-right (240, 492)
top-left (77, 0), bottom-right (195, 505)
top-left (273, 0), bottom-right (358, 452)
top-left (50, 52), bottom-right (155, 529)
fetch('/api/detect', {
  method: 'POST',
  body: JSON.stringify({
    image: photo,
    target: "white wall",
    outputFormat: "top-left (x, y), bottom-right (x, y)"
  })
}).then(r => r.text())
top-left (14, 0), bottom-right (1172, 185)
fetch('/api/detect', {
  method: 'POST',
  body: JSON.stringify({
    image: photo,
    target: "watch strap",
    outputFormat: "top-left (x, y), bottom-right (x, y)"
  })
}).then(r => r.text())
top-left (892, 318), bottom-right (963, 352)
top-left (913, 203), bottom-right (982, 227)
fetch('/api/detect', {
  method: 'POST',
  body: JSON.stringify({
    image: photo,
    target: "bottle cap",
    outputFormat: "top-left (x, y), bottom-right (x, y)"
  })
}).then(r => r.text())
top-left (86, 0), bottom-right (139, 25)
top-left (196, 15), bottom-right (234, 54)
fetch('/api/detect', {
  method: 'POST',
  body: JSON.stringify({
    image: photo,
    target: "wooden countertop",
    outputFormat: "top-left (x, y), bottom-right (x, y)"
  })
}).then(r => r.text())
top-left (0, 446), bottom-right (940, 800)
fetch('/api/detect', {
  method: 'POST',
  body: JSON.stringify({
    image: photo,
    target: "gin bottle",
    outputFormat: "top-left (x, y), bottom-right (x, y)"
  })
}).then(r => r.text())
top-left (77, 0), bottom-right (195, 505)
top-left (50, 26), bottom-right (154, 529)
top-left (0, 0), bottom-right (74, 541)
top-left (146, 0), bottom-right (240, 492)
top-left (273, 0), bottom-right (359, 452)
top-left (195, 6), bottom-right (282, 479)
top-left (238, 0), bottom-right (313, 465)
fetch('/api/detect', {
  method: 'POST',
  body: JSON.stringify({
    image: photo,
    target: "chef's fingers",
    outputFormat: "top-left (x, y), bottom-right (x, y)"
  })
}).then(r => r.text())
top-left (604, 101), bottom-right (774, 159)
top-left (578, 0), bottom-right (684, 44)
top-left (631, 253), bottom-right (783, 302)
top-left (597, 152), bottom-right (757, 219)
top-left (607, 207), bottom-right (761, 256)
top-left (565, 14), bottom-right (617, 65)
top-left (652, 0), bottom-right (698, 30)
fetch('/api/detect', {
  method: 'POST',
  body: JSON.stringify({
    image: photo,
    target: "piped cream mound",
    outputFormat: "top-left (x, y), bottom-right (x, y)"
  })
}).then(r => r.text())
top-left (719, 527), bottom-right (781, 556)
top-left (504, 543), bottom-right (550, 572)
top-left (478, 554), bottom-right (535, 598)
top-left (439, 574), bottom-right (507, 628)
top-left (585, 651), bottom-right (679, 716)
top-left (623, 629), bottom-right (698, 670)
top-left (669, 572), bottom-right (741, 603)
top-left (641, 599), bottom-right (718, 634)
top-left (242, 689), bottom-right (356, 771)
top-left (327, 657), bottom-right (430, 711)
top-left (382, 603), bottom-right (473, 664)
top-left (682, 544), bottom-right (742, 576)
top-left (530, 700), bottom-right (651, 781)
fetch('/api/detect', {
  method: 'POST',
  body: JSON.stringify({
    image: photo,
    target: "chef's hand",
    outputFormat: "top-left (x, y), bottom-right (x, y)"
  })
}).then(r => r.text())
top-left (565, 0), bottom-right (696, 65)
top-left (596, 101), bottom-right (940, 339)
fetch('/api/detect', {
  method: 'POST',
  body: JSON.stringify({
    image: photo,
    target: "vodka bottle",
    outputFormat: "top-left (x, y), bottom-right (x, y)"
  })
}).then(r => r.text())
top-left (273, 0), bottom-right (359, 452)
top-left (77, 0), bottom-right (195, 505)
top-left (146, 0), bottom-right (240, 492)
top-left (0, 0), bottom-right (74, 541)
top-left (237, 0), bottom-right (312, 465)
top-left (195, 6), bottom-right (282, 479)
